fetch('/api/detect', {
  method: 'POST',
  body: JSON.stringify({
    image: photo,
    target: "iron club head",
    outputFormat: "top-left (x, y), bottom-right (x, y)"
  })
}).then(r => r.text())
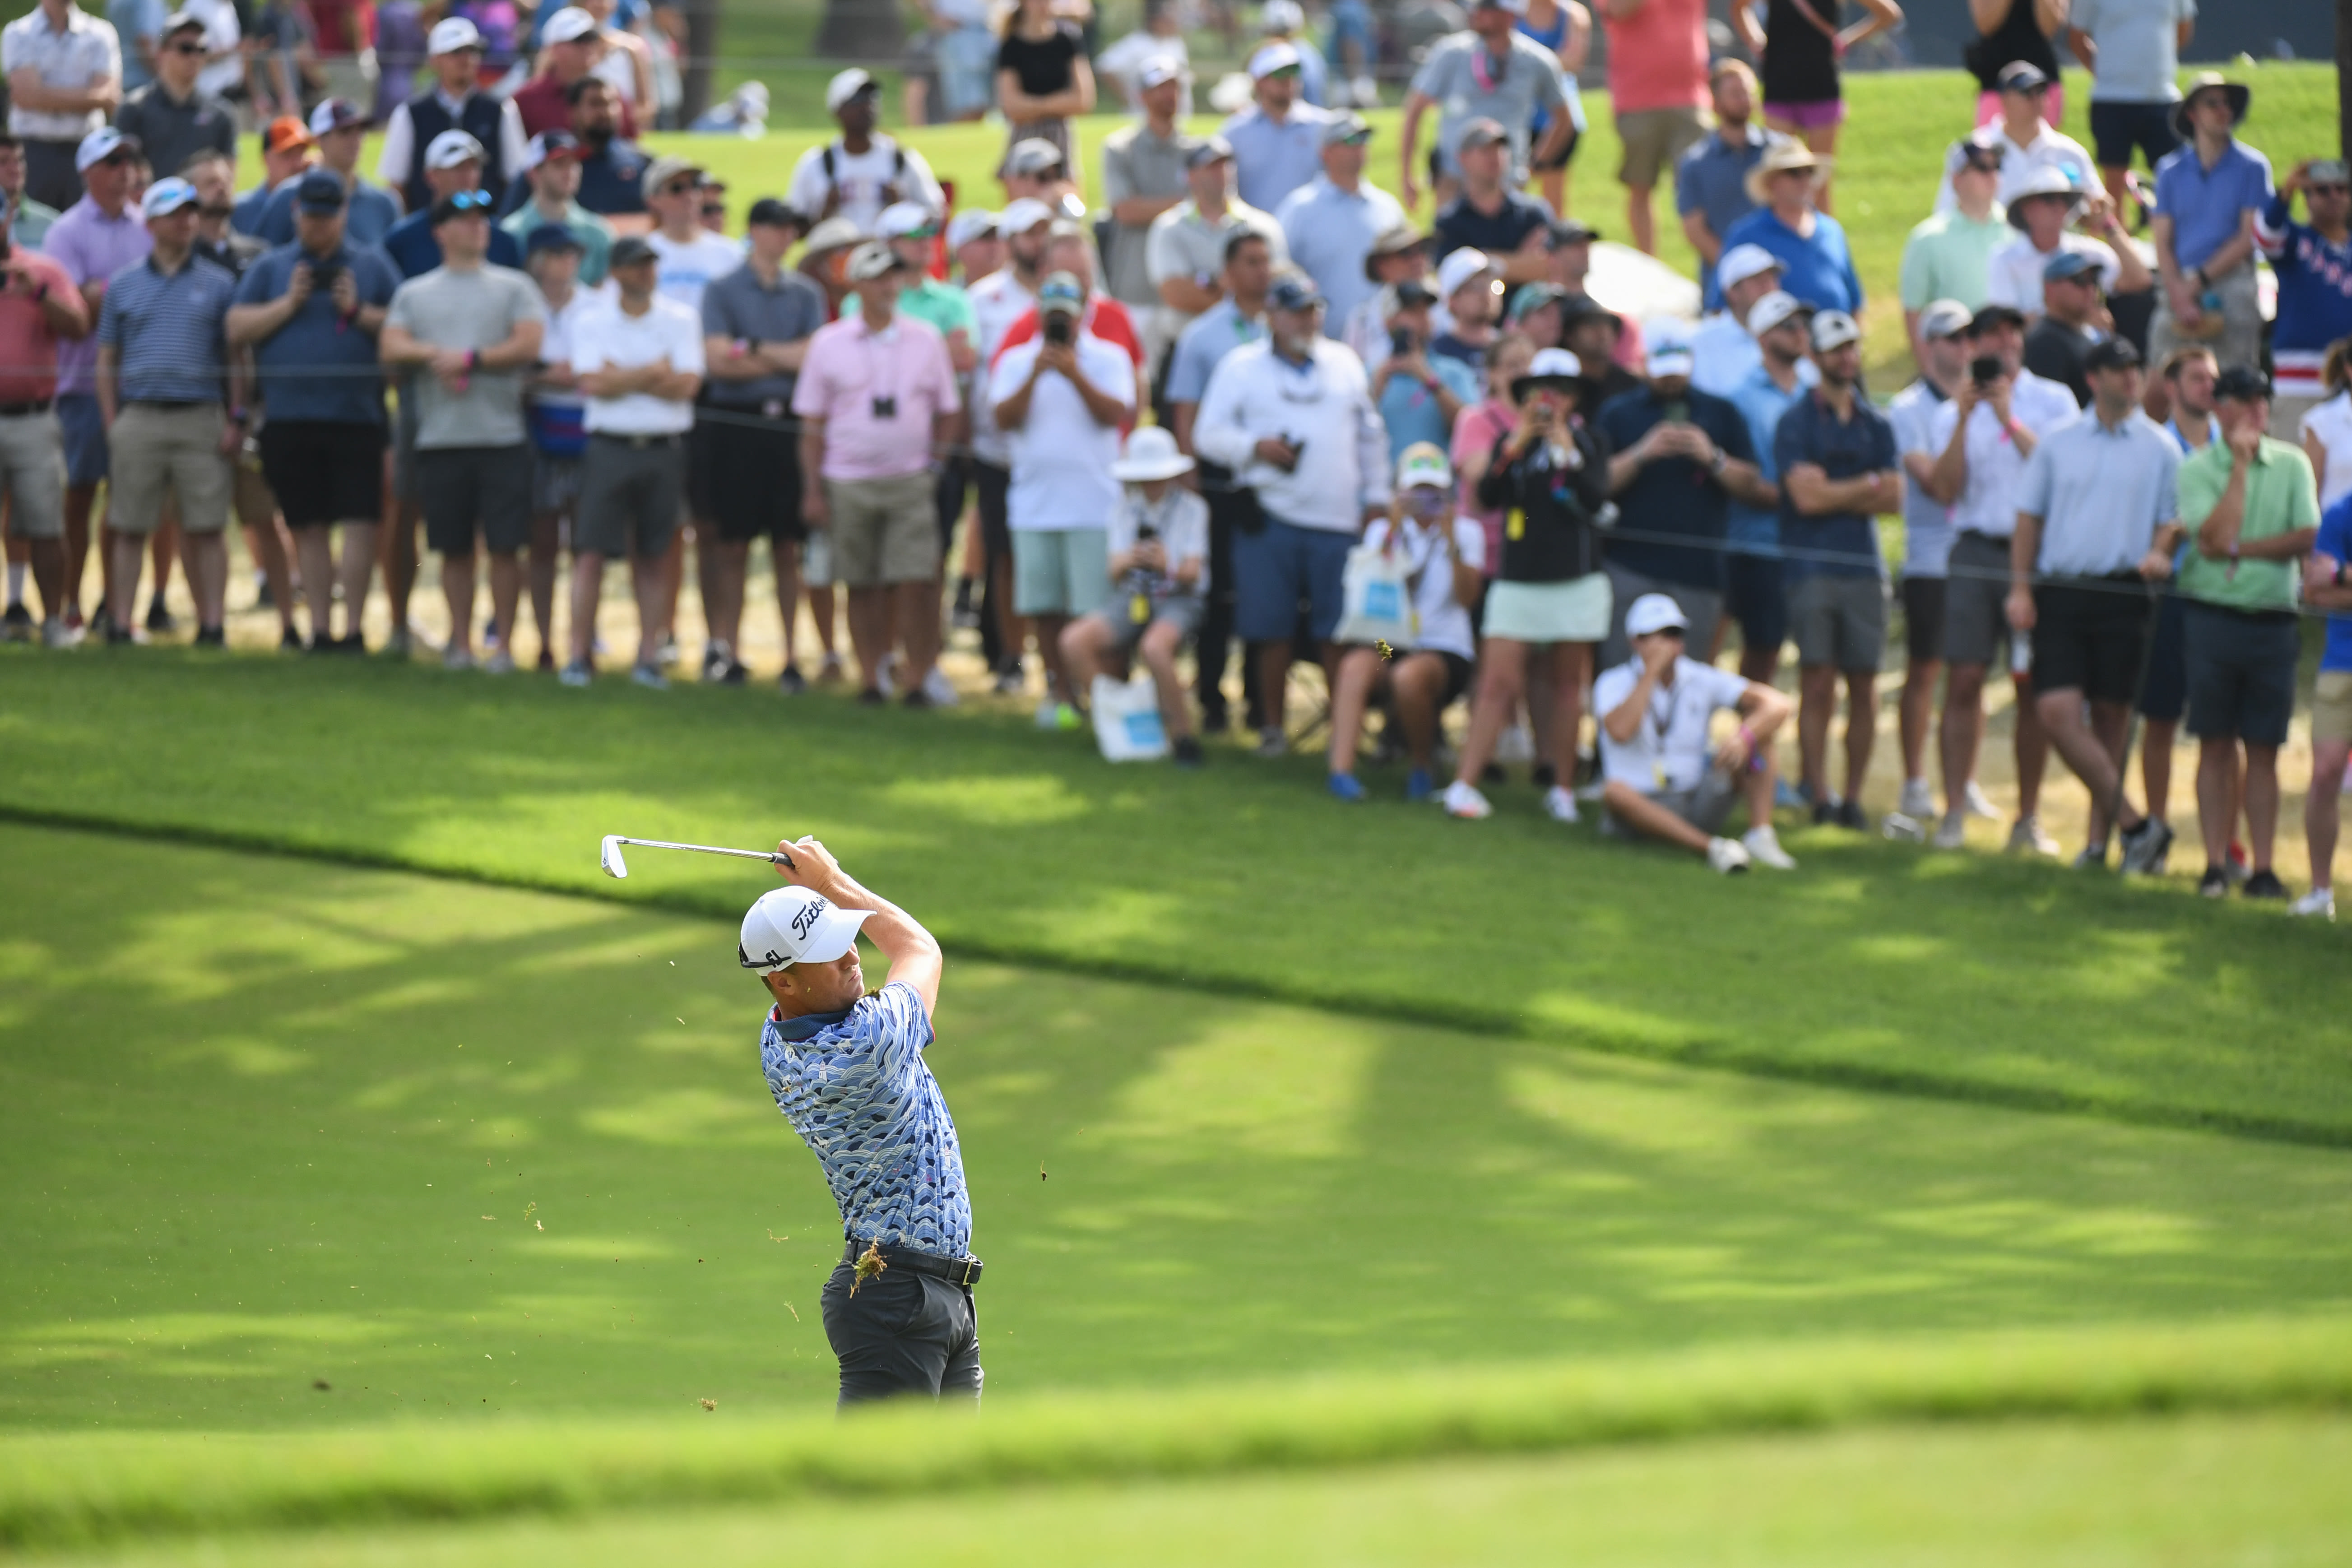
top-left (599, 836), bottom-right (628, 879)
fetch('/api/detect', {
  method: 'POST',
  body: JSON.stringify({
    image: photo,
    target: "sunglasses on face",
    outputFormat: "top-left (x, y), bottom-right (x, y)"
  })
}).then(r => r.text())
top-left (167, 40), bottom-right (206, 54)
top-left (1962, 152), bottom-right (2003, 172)
top-left (2312, 184), bottom-right (2352, 197)
top-left (700, 203), bottom-right (727, 218)
top-left (662, 180), bottom-right (699, 197)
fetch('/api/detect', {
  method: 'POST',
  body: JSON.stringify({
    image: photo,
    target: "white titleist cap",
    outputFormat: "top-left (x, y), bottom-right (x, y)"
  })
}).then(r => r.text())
top-left (1715, 242), bottom-right (1781, 292)
top-left (1624, 592), bottom-right (1689, 638)
top-left (427, 16), bottom-right (482, 54)
top-left (542, 6), bottom-right (598, 44)
top-left (739, 886), bottom-right (872, 974)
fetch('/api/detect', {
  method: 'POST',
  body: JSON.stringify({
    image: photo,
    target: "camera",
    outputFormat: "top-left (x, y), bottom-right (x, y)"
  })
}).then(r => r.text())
top-left (1971, 354), bottom-right (2002, 387)
top-left (1389, 325), bottom-right (1415, 357)
top-left (870, 394), bottom-right (898, 420)
top-left (309, 261), bottom-right (341, 289)
top-left (1043, 315), bottom-right (1072, 347)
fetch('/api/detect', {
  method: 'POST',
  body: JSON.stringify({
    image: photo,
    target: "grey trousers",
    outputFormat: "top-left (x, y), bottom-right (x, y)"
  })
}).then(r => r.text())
top-left (819, 1256), bottom-right (983, 1409)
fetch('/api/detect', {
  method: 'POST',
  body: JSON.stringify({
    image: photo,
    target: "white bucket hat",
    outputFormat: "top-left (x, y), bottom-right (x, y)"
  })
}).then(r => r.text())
top-left (1113, 426), bottom-right (1195, 482)
top-left (739, 887), bottom-right (872, 975)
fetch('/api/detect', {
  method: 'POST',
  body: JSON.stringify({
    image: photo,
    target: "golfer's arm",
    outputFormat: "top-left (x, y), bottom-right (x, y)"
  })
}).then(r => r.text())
top-left (833, 873), bottom-right (943, 1017)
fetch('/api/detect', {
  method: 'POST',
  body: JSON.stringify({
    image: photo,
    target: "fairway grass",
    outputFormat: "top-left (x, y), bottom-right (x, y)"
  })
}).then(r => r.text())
top-left (32, 1411), bottom-right (2352, 1567)
top-left (6, 657), bottom-right (2352, 1146)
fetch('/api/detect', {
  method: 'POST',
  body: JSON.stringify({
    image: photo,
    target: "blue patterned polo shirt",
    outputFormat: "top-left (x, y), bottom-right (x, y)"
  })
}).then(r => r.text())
top-left (757, 981), bottom-right (973, 1257)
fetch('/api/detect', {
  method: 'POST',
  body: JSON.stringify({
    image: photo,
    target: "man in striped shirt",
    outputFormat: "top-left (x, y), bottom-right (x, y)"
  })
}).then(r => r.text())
top-left (94, 174), bottom-right (239, 644)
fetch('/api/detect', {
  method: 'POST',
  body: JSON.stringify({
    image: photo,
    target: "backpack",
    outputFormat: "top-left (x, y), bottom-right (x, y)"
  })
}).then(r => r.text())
top-left (818, 139), bottom-right (909, 217)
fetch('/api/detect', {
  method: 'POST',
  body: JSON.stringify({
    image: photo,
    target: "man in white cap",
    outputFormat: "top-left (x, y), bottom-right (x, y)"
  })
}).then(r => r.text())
top-left (381, 131), bottom-right (524, 279)
top-left (739, 836), bottom-right (979, 1409)
top-left (377, 14), bottom-right (528, 216)
top-left (1218, 41), bottom-right (1332, 217)
top-left (1689, 241), bottom-right (1805, 398)
top-left (1596, 592), bottom-right (1797, 872)
top-left (1277, 111), bottom-right (1405, 343)
top-left (1257, 0), bottom-right (1327, 108)
top-left (1886, 298), bottom-right (1976, 828)
top-left (786, 67), bottom-right (943, 238)
top-left (513, 7), bottom-right (642, 142)
top-left (1099, 56), bottom-right (1191, 372)
top-left (1399, 0), bottom-right (1578, 213)
top-left (256, 98), bottom-right (402, 247)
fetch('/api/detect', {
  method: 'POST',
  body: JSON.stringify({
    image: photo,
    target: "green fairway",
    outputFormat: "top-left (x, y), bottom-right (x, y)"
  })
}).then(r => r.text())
top-left (6, 654), bottom-right (2351, 1147)
top-left (5, 821), bottom-right (2351, 1440)
top-left (39, 1412), bottom-right (2352, 1568)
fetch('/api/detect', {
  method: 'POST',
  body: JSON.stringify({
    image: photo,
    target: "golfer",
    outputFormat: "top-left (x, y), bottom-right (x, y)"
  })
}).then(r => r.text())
top-left (742, 836), bottom-right (979, 1407)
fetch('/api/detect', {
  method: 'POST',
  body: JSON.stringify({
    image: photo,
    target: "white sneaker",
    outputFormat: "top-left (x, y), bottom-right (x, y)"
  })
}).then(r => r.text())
top-left (875, 651), bottom-right (900, 700)
top-left (1743, 825), bottom-right (1796, 869)
top-left (2007, 815), bottom-right (2060, 857)
top-left (443, 645), bottom-right (475, 672)
top-left (1881, 812), bottom-right (1926, 843)
top-left (1542, 784), bottom-right (1580, 823)
top-left (1707, 836), bottom-right (1753, 874)
top-left (484, 645), bottom-right (515, 675)
top-left (40, 618), bottom-right (76, 649)
top-left (1035, 696), bottom-right (1061, 730)
top-left (1443, 779), bottom-right (1493, 819)
top-left (1931, 810), bottom-right (1968, 850)
top-left (1494, 724), bottom-right (1535, 764)
top-left (2291, 887), bottom-right (2337, 920)
top-left (1897, 778), bottom-right (1935, 819)
top-left (921, 665), bottom-right (960, 707)
top-left (1963, 780), bottom-right (2002, 821)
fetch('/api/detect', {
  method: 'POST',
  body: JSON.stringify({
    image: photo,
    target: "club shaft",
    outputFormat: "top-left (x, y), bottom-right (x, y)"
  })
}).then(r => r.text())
top-left (617, 838), bottom-right (787, 865)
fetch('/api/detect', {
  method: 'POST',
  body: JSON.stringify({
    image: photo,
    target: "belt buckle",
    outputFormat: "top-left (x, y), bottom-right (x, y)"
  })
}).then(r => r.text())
top-left (957, 1257), bottom-right (980, 1287)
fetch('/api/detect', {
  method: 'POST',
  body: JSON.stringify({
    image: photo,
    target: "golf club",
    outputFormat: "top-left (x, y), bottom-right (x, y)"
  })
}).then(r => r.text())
top-left (599, 835), bottom-right (798, 880)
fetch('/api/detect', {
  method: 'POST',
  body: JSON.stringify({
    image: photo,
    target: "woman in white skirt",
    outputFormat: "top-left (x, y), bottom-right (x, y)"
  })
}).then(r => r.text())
top-left (1444, 348), bottom-right (1614, 823)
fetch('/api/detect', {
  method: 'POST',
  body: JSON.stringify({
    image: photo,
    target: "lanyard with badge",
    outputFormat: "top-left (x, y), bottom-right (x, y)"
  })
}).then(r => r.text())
top-left (1643, 673), bottom-right (1683, 793)
top-left (863, 320), bottom-right (902, 420)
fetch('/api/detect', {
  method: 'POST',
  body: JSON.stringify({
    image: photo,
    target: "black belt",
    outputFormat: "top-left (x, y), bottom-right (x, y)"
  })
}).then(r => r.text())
top-left (0, 399), bottom-right (53, 417)
top-left (841, 1236), bottom-right (983, 1288)
top-left (591, 431), bottom-right (681, 450)
top-left (126, 399), bottom-right (214, 410)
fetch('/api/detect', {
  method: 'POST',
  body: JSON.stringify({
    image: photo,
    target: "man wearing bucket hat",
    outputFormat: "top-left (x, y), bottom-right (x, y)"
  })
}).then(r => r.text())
top-left (378, 15), bottom-right (528, 216)
top-left (1594, 591), bottom-right (1797, 873)
top-left (1983, 164), bottom-right (2149, 321)
top-left (1059, 425), bottom-right (1210, 765)
top-left (740, 837), bottom-right (980, 1407)
top-left (1716, 139), bottom-right (1861, 315)
top-left (2150, 74), bottom-right (2270, 376)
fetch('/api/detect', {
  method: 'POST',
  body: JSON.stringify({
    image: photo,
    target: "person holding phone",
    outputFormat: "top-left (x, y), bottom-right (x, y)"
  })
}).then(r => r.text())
top-left (1370, 279), bottom-right (1478, 469)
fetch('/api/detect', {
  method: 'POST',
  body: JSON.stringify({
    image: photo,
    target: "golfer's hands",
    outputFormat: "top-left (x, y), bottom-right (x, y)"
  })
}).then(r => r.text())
top-left (775, 835), bottom-right (839, 891)
top-left (2005, 584), bottom-right (2036, 633)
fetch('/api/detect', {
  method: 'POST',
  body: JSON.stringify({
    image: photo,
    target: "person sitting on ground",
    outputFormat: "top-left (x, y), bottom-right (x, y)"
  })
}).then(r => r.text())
top-left (1329, 442), bottom-right (1485, 803)
top-left (1443, 347), bottom-right (1610, 824)
top-left (1060, 425), bottom-right (1209, 767)
top-left (1596, 591), bottom-right (1797, 872)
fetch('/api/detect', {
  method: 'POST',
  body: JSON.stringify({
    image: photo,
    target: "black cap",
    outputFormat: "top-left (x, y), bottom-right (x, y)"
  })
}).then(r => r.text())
top-left (294, 169), bottom-right (346, 213)
top-left (1559, 292), bottom-right (1623, 332)
top-left (746, 197), bottom-right (803, 231)
top-left (1267, 274), bottom-right (1324, 313)
top-left (1393, 278), bottom-right (1435, 306)
top-left (608, 235), bottom-right (658, 269)
top-left (524, 222), bottom-right (584, 255)
top-left (2083, 337), bottom-right (2141, 374)
top-left (1967, 303), bottom-right (2027, 336)
top-left (2213, 366), bottom-right (2272, 403)
top-left (1550, 216), bottom-right (1598, 246)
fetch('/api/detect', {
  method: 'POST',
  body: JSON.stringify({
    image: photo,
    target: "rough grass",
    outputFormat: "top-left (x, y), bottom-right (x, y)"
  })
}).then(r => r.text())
top-left (38, 1411), bottom-right (2352, 1568)
top-left (6, 655), bottom-right (2352, 1146)
top-left (8, 1318), bottom-right (2352, 1549)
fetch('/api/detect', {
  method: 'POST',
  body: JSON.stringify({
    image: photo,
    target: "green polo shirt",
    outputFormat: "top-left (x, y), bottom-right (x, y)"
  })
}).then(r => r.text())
top-left (842, 277), bottom-right (976, 344)
top-left (2176, 435), bottom-right (2320, 614)
top-left (1897, 206), bottom-right (2010, 311)
top-left (500, 200), bottom-right (617, 287)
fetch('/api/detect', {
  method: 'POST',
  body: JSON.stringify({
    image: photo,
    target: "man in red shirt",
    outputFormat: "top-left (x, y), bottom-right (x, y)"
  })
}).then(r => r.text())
top-left (511, 7), bottom-right (640, 141)
top-left (1599, 0), bottom-right (1712, 255)
top-left (0, 236), bottom-right (92, 644)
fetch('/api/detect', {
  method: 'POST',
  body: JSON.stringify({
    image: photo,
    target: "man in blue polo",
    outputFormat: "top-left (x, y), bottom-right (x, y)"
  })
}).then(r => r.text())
top-left (743, 835), bottom-right (978, 1408)
top-left (2149, 74), bottom-right (2271, 376)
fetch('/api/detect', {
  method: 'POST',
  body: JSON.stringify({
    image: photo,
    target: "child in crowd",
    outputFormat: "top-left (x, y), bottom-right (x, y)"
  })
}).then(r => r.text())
top-left (1058, 427), bottom-right (1210, 765)
top-left (1327, 443), bottom-right (1485, 802)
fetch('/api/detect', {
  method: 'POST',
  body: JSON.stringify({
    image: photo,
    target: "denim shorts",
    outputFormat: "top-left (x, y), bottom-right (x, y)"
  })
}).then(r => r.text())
top-left (57, 391), bottom-right (107, 487)
top-left (1234, 515), bottom-right (1353, 643)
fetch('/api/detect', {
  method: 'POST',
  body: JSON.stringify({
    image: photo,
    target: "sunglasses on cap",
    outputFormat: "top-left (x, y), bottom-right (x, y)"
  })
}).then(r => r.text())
top-left (445, 190), bottom-right (493, 212)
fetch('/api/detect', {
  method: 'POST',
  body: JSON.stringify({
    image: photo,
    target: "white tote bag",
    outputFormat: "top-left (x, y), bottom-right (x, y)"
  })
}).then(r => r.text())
top-left (1090, 673), bottom-right (1170, 762)
top-left (1332, 539), bottom-right (1418, 649)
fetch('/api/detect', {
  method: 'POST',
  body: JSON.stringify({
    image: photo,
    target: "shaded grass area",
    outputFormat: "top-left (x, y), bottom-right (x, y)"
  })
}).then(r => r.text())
top-left (9, 1322), bottom-right (2352, 1549)
top-left (30, 1411), bottom-right (2352, 1567)
top-left (5, 823), bottom-right (2352, 1446)
top-left (5, 655), bottom-right (2352, 1144)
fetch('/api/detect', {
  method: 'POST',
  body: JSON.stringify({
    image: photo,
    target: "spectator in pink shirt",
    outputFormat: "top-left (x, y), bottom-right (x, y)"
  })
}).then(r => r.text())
top-left (793, 241), bottom-right (962, 706)
top-left (1598, 0), bottom-right (1712, 255)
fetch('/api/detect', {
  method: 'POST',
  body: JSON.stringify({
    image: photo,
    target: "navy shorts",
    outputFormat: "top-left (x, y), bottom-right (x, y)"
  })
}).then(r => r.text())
top-left (1234, 515), bottom-right (1353, 644)
top-left (1723, 550), bottom-right (1785, 656)
top-left (2137, 588), bottom-right (2189, 722)
top-left (2183, 601), bottom-right (2299, 747)
top-left (58, 392), bottom-right (107, 487)
top-left (2089, 100), bottom-right (2181, 172)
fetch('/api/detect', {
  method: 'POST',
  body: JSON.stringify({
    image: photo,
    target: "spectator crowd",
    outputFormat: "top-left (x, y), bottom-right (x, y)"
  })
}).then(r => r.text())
top-left (2, 0), bottom-right (2348, 911)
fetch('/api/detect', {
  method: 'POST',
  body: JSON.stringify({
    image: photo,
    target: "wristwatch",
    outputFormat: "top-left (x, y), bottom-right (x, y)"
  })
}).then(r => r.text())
top-left (1706, 447), bottom-right (1729, 478)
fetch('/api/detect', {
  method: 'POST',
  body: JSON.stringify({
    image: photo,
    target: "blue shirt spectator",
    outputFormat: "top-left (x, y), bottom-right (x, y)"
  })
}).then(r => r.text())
top-left (1678, 125), bottom-right (1782, 288)
top-left (1277, 172), bottom-right (1405, 343)
top-left (1376, 351), bottom-right (1480, 467)
top-left (99, 252), bottom-right (237, 403)
top-left (255, 177), bottom-right (403, 248)
top-left (1164, 296), bottom-right (1267, 408)
top-left (1716, 203), bottom-right (1863, 314)
top-left (1774, 389), bottom-right (1899, 579)
top-left (1596, 383), bottom-right (1756, 589)
top-left (2316, 493), bottom-right (2352, 676)
top-left (2153, 133), bottom-right (2273, 273)
top-left (1725, 362), bottom-right (1806, 552)
top-left (233, 238), bottom-right (401, 425)
top-left (2255, 172), bottom-right (2352, 403)
top-left (1218, 99), bottom-right (1331, 216)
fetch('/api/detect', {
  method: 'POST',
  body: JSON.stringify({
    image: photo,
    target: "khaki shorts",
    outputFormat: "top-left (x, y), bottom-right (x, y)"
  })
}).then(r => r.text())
top-left (107, 402), bottom-right (232, 536)
top-left (2148, 267), bottom-right (2263, 385)
top-left (0, 410), bottom-right (66, 540)
top-left (2314, 669), bottom-right (2352, 747)
top-left (825, 470), bottom-right (942, 587)
top-left (1615, 105), bottom-right (1708, 189)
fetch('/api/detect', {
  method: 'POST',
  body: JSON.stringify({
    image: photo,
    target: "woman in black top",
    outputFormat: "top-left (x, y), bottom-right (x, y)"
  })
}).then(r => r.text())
top-left (996, 0), bottom-right (1097, 184)
top-left (1443, 350), bottom-right (1615, 823)
top-left (1733, 0), bottom-right (1902, 207)
top-left (1966, 0), bottom-right (2067, 127)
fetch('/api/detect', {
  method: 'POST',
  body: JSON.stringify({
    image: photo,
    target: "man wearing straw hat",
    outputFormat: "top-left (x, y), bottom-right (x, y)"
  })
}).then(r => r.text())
top-left (1716, 139), bottom-right (1861, 315)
